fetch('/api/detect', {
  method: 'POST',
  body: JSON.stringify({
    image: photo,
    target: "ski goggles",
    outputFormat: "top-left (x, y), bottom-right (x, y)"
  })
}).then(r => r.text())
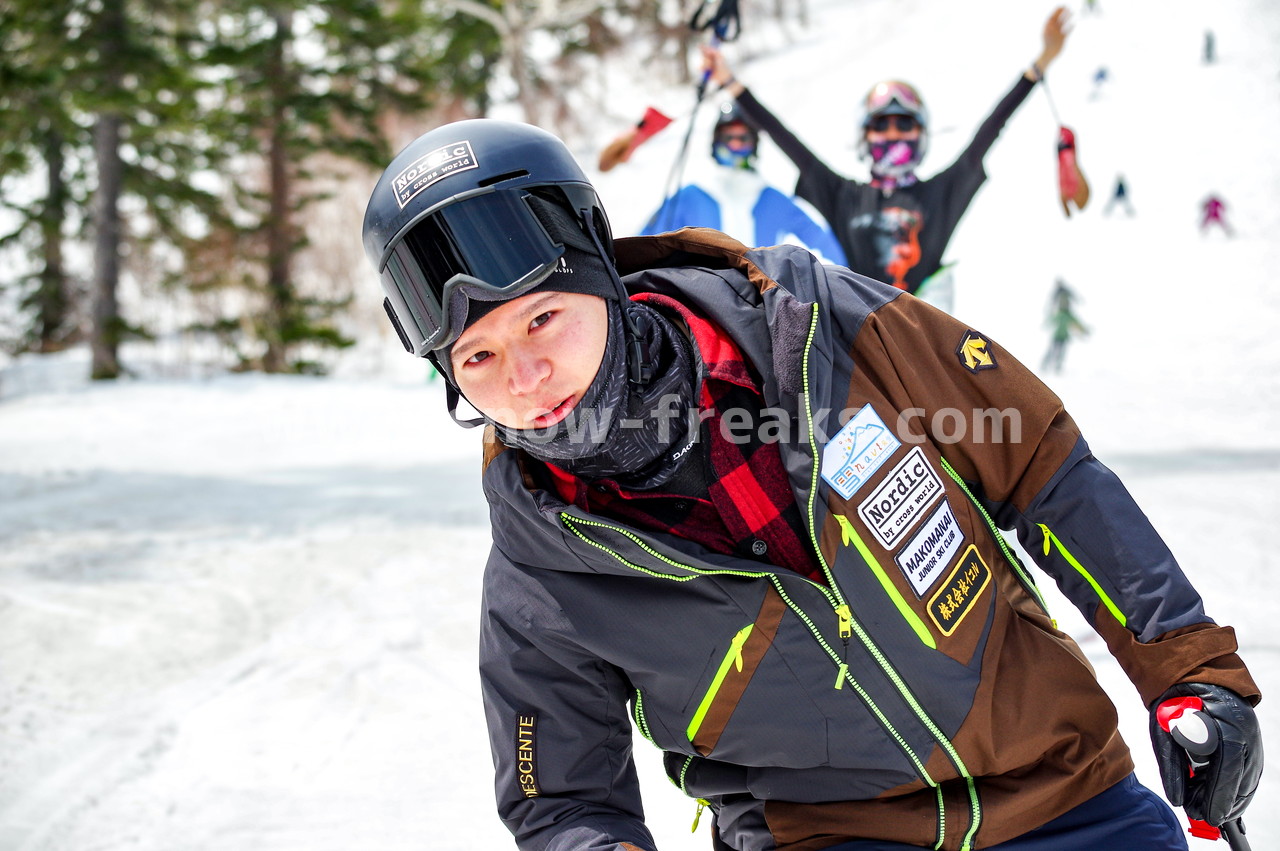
top-left (377, 185), bottom-right (597, 354)
top-left (717, 130), bottom-right (756, 147)
top-left (863, 81), bottom-right (925, 121)
top-left (867, 114), bottom-right (920, 133)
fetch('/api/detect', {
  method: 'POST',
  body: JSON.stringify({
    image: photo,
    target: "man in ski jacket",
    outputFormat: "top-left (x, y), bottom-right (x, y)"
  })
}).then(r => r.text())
top-left (642, 103), bottom-right (847, 267)
top-left (701, 8), bottom-right (1072, 297)
top-left (362, 119), bottom-right (1262, 850)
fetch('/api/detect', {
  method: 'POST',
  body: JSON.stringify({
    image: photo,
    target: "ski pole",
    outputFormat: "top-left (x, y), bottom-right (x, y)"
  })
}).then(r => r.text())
top-left (656, 0), bottom-right (738, 233)
top-left (1221, 820), bottom-right (1251, 851)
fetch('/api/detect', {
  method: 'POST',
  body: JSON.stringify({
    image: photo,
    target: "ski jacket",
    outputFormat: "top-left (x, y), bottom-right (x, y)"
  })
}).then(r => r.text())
top-left (641, 166), bottom-right (847, 267)
top-left (476, 229), bottom-right (1258, 851)
top-left (734, 76), bottom-right (1036, 294)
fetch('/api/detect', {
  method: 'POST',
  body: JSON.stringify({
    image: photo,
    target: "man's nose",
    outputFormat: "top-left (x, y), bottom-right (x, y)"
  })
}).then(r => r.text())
top-left (507, 351), bottom-right (551, 395)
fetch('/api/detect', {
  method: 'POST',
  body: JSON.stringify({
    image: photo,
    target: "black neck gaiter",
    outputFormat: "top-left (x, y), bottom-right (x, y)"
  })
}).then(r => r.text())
top-left (496, 300), bottom-right (699, 490)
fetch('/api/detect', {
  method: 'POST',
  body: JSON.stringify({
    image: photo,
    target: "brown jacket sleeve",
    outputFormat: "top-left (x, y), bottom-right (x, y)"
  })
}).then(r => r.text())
top-left (850, 292), bottom-right (1259, 707)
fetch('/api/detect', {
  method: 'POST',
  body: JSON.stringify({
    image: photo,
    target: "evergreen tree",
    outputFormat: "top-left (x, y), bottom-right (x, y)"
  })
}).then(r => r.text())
top-left (192, 0), bottom-right (465, 374)
top-left (1, 0), bottom-right (226, 377)
top-left (0, 0), bottom-right (84, 354)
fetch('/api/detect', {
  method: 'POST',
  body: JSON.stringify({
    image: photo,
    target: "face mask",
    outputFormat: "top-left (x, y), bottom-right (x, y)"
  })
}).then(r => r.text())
top-left (712, 142), bottom-right (757, 170)
top-left (496, 301), bottom-right (700, 488)
top-left (868, 138), bottom-right (922, 179)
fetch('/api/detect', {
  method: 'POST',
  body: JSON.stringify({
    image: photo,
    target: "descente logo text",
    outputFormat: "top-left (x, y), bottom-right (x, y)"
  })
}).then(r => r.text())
top-left (516, 714), bottom-right (538, 798)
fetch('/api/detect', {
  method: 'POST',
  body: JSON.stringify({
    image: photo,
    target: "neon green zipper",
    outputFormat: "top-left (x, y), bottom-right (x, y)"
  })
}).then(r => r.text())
top-left (686, 624), bottom-right (755, 743)
top-left (799, 305), bottom-right (977, 850)
top-left (632, 690), bottom-right (655, 744)
top-left (1038, 523), bottom-right (1127, 626)
top-left (834, 515), bottom-right (936, 649)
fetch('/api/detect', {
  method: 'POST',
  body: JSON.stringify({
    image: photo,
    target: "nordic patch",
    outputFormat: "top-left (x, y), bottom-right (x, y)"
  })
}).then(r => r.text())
top-left (515, 713), bottom-right (539, 798)
top-left (391, 141), bottom-right (477, 209)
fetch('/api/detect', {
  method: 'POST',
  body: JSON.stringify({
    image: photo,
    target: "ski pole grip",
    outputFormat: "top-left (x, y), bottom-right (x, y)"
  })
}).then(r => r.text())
top-left (695, 34), bottom-right (722, 96)
top-left (1157, 696), bottom-right (1218, 763)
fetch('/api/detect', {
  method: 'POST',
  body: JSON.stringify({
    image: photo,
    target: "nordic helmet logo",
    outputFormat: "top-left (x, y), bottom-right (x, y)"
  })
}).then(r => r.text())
top-left (392, 141), bottom-right (479, 209)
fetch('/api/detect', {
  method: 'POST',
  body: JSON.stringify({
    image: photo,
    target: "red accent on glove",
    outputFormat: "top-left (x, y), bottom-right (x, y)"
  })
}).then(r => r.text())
top-left (1157, 696), bottom-right (1206, 733)
top-left (626, 107), bottom-right (674, 157)
top-left (1188, 819), bottom-right (1221, 841)
top-left (598, 108), bottom-right (674, 172)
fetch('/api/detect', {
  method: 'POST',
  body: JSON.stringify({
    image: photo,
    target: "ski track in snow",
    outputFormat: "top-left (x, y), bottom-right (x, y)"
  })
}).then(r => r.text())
top-left (2, 0), bottom-right (1278, 848)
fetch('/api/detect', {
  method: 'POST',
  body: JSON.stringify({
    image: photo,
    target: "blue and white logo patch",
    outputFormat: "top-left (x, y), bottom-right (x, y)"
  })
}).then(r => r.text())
top-left (821, 404), bottom-right (901, 499)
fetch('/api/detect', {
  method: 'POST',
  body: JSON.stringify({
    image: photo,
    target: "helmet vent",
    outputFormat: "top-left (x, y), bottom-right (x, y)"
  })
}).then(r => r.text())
top-left (478, 169), bottom-right (530, 187)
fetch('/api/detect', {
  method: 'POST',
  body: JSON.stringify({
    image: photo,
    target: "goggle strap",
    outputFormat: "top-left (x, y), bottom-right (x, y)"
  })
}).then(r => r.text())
top-left (382, 298), bottom-right (413, 353)
top-left (444, 378), bottom-right (486, 428)
top-left (526, 194), bottom-right (600, 255)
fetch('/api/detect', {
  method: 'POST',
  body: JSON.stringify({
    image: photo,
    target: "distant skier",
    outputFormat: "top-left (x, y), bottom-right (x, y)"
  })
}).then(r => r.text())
top-left (1089, 66), bottom-right (1109, 99)
top-left (1102, 174), bottom-right (1135, 216)
top-left (641, 103), bottom-right (847, 266)
top-left (1201, 194), bottom-right (1234, 236)
top-left (1204, 30), bottom-right (1216, 64)
top-left (701, 7), bottom-right (1073, 295)
top-left (1042, 278), bottom-right (1088, 373)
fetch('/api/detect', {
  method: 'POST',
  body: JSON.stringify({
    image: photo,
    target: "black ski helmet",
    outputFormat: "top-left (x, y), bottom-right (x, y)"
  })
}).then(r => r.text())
top-left (362, 119), bottom-right (616, 357)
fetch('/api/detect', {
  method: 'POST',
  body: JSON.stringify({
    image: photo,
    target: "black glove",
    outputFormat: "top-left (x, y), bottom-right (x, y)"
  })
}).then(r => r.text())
top-left (1149, 682), bottom-right (1263, 827)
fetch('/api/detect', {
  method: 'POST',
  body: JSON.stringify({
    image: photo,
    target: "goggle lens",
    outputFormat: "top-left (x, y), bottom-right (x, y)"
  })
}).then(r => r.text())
top-left (379, 190), bottom-right (565, 352)
top-left (868, 115), bottom-right (919, 133)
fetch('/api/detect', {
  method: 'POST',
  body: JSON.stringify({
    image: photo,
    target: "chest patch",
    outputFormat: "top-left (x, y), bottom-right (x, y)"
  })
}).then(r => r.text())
top-left (821, 404), bottom-right (900, 499)
top-left (928, 545), bottom-right (992, 635)
top-left (894, 499), bottom-right (964, 596)
top-left (857, 446), bottom-right (943, 548)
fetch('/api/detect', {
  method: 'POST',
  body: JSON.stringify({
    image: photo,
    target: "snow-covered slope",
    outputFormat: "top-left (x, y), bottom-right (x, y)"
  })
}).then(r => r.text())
top-left (1, 0), bottom-right (1276, 848)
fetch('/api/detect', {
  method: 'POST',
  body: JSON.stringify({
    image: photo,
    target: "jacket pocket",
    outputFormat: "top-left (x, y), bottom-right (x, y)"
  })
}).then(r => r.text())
top-left (687, 587), bottom-right (787, 756)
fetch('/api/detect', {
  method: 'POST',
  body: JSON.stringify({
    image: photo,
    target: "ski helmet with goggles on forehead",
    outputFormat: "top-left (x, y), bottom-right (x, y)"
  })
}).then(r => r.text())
top-left (362, 119), bottom-right (624, 362)
top-left (856, 79), bottom-right (930, 173)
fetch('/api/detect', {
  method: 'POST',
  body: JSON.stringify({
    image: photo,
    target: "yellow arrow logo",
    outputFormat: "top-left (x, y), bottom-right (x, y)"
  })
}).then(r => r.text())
top-left (956, 331), bottom-right (997, 373)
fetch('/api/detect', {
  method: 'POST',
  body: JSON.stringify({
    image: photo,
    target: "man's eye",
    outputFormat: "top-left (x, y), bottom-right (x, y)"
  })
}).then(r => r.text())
top-left (466, 350), bottom-right (492, 365)
top-left (530, 311), bottom-right (553, 329)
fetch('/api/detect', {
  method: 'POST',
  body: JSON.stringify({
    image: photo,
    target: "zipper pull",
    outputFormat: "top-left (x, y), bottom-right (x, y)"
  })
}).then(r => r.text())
top-left (691, 798), bottom-right (710, 832)
top-left (729, 625), bottom-right (752, 672)
top-left (835, 604), bottom-right (853, 640)
top-left (1038, 523), bottom-right (1052, 556)
top-left (835, 514), bottom-right (857, 546)
top-left (833, 661), bottom-right (849, 690)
